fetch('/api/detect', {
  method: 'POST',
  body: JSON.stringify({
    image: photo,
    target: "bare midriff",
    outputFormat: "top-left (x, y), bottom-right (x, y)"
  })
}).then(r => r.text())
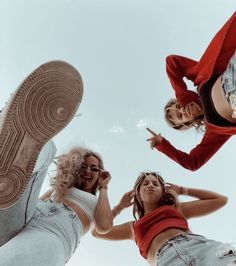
top-left (211, 75), bottom-right (236, 123)
top-left (63, 199), bottom-right (91, 235)
top-left (146, 228), bottom-right (191, 265)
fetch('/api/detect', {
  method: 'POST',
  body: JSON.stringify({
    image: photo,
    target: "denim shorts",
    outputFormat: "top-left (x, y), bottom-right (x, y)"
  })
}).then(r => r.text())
top-left (155, 234), bottom-right (236, 266)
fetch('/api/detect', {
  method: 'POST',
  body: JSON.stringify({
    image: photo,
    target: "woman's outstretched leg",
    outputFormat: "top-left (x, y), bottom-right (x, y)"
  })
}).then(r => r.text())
top-left (0, 141), bottom-right (56, 246)
top-left (0, 225), bottom-right (66, 266)
top-left (0, 60), bottom-right (83, 246)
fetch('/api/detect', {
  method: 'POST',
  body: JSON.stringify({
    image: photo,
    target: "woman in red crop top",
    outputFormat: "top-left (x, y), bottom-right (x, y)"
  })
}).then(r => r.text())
top-left (93, 172), bottom-right (236, 265)
top-left (146, 12), bottom-right (236, 171)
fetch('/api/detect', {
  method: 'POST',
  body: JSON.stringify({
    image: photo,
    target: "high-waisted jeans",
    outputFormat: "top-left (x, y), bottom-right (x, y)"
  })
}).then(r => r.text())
top-left (155, 234), bottom-right (236, 266)
top-left (222, 50), bottom-right (236, 98)
top-left (0, 141), bottom-right (83, 266)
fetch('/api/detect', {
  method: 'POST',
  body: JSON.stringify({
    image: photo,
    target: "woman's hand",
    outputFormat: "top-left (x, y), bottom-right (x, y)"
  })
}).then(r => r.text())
top-left (98, 170), bottom-right (111, 189)
top-left (165, 183), bottom-right (182, 195)
top-left (113, 190), bottom-right (134, 216)
top-left (181, 101), bottom-right (202, 119)
top-left (118, 190), bottom-right (134, 209)
top-left (146, 128), bottom-right (163, 149)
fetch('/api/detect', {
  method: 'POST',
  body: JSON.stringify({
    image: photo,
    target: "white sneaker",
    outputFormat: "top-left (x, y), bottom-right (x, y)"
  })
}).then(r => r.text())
top-left (0, 61), bottom-right (83, 208)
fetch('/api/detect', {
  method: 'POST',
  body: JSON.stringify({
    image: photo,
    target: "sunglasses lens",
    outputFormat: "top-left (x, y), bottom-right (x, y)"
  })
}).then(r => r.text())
top-left (91, 168), bottom-right (100, 172)
top-left (81, 164), bottom-right (87, 170)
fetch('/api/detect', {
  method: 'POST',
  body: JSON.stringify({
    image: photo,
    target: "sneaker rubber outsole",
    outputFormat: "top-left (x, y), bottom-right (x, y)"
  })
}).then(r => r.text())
top-left (0, 60), bottom-right (83, 208)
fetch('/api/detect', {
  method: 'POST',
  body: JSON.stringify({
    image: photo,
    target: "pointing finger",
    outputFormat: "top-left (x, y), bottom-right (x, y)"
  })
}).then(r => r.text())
top-left (146, 127), bottom-right (157, 136)
top-left (146, 138), bottom-right (154, 141)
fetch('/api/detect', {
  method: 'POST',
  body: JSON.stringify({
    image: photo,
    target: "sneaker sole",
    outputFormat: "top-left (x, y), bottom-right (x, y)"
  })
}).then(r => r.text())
top-left (0, 60), bottom-right (83, 208)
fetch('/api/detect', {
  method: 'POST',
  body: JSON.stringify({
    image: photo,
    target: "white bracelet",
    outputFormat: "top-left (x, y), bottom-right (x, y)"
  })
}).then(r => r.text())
top-left (113, 206), bottom-right (120, 215)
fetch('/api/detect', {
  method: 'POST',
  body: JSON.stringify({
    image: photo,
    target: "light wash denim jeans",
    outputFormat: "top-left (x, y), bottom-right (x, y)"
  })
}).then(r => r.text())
top-left (155, 234), bottom-right (236, 266)
top-left (222, 50), bottom-right (236, 98)
top-left (0, 141), bottom-right (83, 266)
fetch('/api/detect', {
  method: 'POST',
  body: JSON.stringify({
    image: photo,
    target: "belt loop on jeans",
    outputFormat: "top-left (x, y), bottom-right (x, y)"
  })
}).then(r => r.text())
top-left (156, 233), bottom-right (188, 256)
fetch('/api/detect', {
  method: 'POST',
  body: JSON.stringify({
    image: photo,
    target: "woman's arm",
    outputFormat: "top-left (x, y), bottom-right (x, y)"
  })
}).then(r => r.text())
top-left (92, 221), bottom-right (134, 241)
top-left (92, 191), bottom-right (135, 240)
top-left (166, 55), bottom-right (199, 107)
top-left (156, 134), bottom-right (230, 171)
top-left (146, 127), bottom-right (231, 171)
top-left (39, 189), bottom-right (54, 201)
top-left (94, 170), bottom-right (113, 234)
top-left (169, 183), bottom-right (228, 219)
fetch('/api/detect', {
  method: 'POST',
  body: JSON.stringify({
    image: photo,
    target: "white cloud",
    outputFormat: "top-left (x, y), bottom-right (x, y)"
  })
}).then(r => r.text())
top-left (136, 119), bottom-right (155, 128)
top-left (109, 125), bottom-right (126, 134)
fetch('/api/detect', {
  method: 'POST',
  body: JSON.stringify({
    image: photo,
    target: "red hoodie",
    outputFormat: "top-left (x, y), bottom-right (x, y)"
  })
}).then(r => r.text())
top-left (156, 12), bottom-right (236, 171)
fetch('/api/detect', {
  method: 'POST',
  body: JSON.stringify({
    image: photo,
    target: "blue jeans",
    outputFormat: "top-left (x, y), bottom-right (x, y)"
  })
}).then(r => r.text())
top-left (155, 234), bottom-right (236, 266)
top-left (0, 141), bottom-right (83, 266)
top-left (222, 50), bottom-right (236, 98)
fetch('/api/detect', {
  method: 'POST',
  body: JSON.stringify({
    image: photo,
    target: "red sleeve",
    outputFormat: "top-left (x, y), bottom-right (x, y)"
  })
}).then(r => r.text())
top-left (155, 131), bottom-right (231, 171)
top-left (166, 55), bottom-right (200, 107)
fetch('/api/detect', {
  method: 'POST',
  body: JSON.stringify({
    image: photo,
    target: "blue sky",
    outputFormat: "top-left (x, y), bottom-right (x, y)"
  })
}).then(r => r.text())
top-left (1, 1), bottom-right (235, 265)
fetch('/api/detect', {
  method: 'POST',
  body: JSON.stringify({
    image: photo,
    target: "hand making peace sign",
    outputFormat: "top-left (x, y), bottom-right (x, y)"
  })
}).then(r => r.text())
top-left (146, 128), bottom-right (163, 149)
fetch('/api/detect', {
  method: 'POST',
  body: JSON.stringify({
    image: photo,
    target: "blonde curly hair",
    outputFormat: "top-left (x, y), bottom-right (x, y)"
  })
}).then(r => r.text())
top-left (50, 147), bottom-right (104, 202)
top-left (133, 171), bottom-right (178, 220)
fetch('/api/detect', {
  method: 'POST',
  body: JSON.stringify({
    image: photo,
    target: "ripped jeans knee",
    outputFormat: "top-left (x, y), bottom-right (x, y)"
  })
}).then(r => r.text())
top-left (216, 244), bottom-right (236, 265)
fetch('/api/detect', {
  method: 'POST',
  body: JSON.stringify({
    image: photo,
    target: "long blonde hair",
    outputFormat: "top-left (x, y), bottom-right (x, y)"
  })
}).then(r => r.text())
top-left (50, 147), bottom-right (104, 202)
top-left (133, 172), bottom-right (178, 220)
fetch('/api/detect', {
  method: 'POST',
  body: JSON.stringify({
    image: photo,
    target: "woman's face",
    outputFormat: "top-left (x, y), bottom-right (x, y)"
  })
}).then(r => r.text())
top-left (139, 174), bottom-right (163, 204)
top-left (78, 155), bottom-right (101, 193)
top-left (168, 102), bottom-right (201, 125)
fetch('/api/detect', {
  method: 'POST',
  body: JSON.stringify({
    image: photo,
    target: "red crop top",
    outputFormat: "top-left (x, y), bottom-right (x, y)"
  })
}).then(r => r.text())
top-left (133, 205), bottom-right (189, 259)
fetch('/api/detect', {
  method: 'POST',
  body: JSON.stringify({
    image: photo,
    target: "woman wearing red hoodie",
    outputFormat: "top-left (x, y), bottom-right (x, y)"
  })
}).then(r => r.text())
top-left (147, 12), bottom-right (236, 171)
